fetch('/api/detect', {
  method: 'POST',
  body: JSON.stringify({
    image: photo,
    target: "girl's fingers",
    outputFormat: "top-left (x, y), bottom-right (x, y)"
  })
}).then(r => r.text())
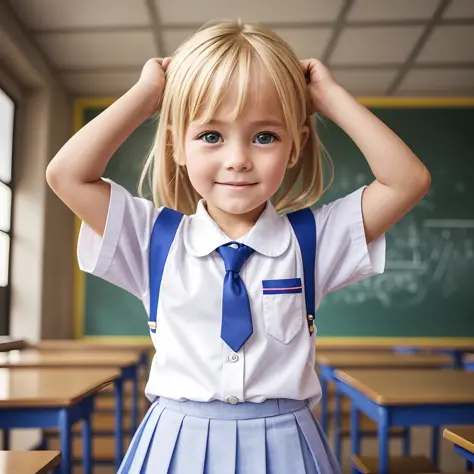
top-left (300, 59), bottom-right (318, 81)
top-left (300, 59), bottom-right (311, 71)
top-left (162, 57), bottom-right (171, 71)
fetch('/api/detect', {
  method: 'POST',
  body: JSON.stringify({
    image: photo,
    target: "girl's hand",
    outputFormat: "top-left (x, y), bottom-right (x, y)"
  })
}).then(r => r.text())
top-left (300, 59), bottom-right (340, 118)
top-left (137, 57), bottom-right (171, 114)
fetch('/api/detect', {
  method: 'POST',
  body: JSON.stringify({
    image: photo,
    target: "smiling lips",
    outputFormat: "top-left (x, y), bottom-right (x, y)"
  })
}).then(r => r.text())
top-left (217, 182), bottom-right (257, 187)
top-left (216, 182), bottom-right (258, 192)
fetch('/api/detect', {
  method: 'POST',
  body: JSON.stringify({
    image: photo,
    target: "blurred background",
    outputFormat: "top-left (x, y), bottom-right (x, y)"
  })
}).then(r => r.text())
top-left (0, 1), bottom-right (474, 472)
top-left (2, 0), bottom-right (473, 341)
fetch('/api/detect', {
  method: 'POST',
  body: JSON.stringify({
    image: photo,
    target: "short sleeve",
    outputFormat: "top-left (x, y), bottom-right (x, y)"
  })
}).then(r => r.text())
top-left (77, 178), bottom-right (161, 300)
top-left (313, 186), bottom-right (386, 297)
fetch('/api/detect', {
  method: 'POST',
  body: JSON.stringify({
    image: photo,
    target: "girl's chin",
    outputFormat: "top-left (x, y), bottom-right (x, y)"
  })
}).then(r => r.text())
top-left (208, 198), bottom-right (266, 217)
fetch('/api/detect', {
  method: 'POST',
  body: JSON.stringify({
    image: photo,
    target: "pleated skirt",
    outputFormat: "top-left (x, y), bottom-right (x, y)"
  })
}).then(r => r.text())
top-left (118, 397), bottom-right (341, 474)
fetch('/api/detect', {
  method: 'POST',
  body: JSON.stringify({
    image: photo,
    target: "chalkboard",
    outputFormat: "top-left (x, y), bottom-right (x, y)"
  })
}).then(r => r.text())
top-left (78, 105), bottom-right (474, 337)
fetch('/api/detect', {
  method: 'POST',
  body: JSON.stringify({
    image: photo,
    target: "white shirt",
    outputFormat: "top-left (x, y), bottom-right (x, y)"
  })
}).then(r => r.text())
top-left (78, 179), bottom-right (385, 407)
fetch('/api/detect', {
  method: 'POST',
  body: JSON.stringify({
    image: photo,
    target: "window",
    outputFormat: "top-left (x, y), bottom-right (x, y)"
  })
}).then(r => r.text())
top-left (0, 88), bottom-right (15, 335)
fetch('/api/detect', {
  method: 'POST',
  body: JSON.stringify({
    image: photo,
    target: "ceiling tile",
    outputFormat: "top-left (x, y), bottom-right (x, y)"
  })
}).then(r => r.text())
top-left (62, 71), bottom-right (140, 96)
top-left (157, 0), bottom-right (343, 24)
top-left (36, 31), bottom-right (157, 69)
top-left (348, 0), bottom-right (439, 21)
top-left (332, 69), bottom-right (398, 95)
top-left (9, 0), bottom-right (150, 30)
top-left (397, 68), bottom-right (474, 95)
top-left (443, 0), bottom-right (474, 19)
top-left (417, 26), bottom-right (474, 63)
top-left (330, 27), bottom-right (423, 65)
top-left (274, 29), bottom-right (332, 59)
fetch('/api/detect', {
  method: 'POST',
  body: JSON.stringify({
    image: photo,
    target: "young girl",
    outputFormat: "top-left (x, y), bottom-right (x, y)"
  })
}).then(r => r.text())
top-left (47, 21), bottom-right (430, 474)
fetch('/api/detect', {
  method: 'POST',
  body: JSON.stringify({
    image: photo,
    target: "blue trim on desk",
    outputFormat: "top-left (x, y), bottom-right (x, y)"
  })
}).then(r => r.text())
top-left (0, 396), bottom-right (95, 474)
top-left (318, 364), bottom-right (409, 463)
top-left (454, 444), bottom-right (474, 468)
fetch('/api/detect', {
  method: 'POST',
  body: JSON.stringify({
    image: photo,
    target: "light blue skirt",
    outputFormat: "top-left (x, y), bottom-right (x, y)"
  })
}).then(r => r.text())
top-left (118, 397), bottom-right (341, 474)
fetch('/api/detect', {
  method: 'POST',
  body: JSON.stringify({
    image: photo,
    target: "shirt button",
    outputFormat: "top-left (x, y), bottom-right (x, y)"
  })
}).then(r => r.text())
top-left (229, 243), bottom-right (239, 249)
top-left (228, 353), bottom-right (239, 363)
top-left (227, 396), bottom-right (239, 404)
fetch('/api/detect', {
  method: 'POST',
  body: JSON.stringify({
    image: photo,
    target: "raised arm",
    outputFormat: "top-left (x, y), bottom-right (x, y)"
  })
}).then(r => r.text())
top-left (302, 59), bottom-right (431, 243)
top-left (46, 58), bottom-right (168, 236)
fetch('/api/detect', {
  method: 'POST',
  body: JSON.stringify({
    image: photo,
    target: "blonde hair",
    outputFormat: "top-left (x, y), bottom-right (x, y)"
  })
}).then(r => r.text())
top-left (138, 20), bottom-right (331, 215)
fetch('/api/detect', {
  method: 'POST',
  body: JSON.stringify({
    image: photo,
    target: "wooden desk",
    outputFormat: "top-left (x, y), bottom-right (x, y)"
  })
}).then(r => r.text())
top-left (0, 337), bottom-right (25, 352)
top-left (317, 337), bottom-right (474, 351)
top-left (443, 426), bottom-right (474, 469)
top-left (0, 350), bottom-right (142, 468)
top-left (32, 339), bottom-right (152, 372)
top-left (32, 339), bottom-right (152, 352)
top-left (335, 369), bottom-right (474, 405)
top-left (316, 351), bottom-right (452, 449)
top-left (0, 368), bottom-right (118, 407)
top-left (0, 451), bottom-right (61, 474)
top-left (0, 368), bottom-right (118, 474)
top-left (0, 350), bottom-right (140, 369)
top-left (316, 351), bottom-right (452, 368)
top-left (335, 369), bottom-right (474, 474)
top-left (32, 339), bottom-right (152, 408)
top-left (0, 349), bottom-right (142, 437)
top-left (317, 337), bottom-right (474, 368)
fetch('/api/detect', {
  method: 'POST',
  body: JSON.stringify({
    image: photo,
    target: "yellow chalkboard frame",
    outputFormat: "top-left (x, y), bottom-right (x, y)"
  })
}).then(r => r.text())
top-left (73, 96), bottom-right (474, 343)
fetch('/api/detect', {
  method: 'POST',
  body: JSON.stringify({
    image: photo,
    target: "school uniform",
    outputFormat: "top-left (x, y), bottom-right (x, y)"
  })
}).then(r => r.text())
top-left (78, 178), bottom-right (385, 474)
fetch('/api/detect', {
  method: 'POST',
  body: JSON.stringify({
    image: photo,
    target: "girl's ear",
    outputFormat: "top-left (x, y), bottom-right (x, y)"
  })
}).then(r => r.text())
top-left (174, 153), bottom-right (186, 166)
top-left (173, 146), bottom-right (186, 166)
top-left (166, 125), bottom-right (186, 166)
top-left (299, 124), bottom-right (310, 150)
top-left (288, 124), bottom-right (310, 168)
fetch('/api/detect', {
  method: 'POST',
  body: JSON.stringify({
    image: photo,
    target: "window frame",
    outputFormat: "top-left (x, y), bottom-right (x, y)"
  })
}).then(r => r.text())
top-left (0, 83), bottom-right (17, 335)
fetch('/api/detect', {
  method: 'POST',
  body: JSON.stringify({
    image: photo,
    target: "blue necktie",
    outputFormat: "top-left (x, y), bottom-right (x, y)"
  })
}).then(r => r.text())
top-left (216, 242), bottom-right (255, 352)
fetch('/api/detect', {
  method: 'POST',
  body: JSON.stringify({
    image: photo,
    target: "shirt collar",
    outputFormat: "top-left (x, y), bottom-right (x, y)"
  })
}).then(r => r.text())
top-left (183, 199), bottom-right (291, 257)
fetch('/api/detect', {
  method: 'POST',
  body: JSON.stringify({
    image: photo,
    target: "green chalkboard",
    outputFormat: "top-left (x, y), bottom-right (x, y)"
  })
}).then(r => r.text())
top-left (80, 106), bottom-right (474, 337)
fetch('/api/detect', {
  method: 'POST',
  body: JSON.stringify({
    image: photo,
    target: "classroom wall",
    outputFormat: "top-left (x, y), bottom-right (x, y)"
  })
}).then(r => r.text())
top-left (0, 2), bottom-right (74, 343)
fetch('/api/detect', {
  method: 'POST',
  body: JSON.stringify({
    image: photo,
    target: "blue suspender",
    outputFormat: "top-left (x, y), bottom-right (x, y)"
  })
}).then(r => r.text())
top-left (148, 208), bottom-right (184, 333)
top-left (148, 206), bottom-right (316, 335)
top-left (287, 208), bottom-right (317, 333)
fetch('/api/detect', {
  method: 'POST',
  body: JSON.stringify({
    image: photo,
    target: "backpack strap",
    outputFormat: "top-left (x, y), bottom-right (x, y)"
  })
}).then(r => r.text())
top-left (287, 208), bottom-right (317, 334)
top-left (149, 208), bottom-right (184, 333)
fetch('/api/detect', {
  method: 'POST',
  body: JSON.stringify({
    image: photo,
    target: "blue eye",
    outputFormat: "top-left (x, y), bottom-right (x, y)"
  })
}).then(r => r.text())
top-left (199, 132), bottom-right (222, 144)
top-left (255, 133), bottom-right (276, 145)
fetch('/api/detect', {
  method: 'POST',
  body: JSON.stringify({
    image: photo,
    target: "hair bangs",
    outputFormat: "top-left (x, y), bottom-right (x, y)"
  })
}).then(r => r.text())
top-left (186, 40), bottom-right (265, 125)
top-left (248, 35), bottom-right (307, 151)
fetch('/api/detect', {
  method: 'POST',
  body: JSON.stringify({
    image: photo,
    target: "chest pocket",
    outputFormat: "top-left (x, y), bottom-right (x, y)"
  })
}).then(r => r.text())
top-left (262, 278), bottom-right (304, 344)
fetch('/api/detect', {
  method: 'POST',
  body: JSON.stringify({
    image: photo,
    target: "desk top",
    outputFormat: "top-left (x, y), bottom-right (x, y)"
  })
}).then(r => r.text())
top-left (317, 337), bottom-right (474, 351)
top-left (443, 427), bottom-right (474, 454)
top-left (0, 368), bottom-right (119, 407)
top-left (33, 339), bottom-right (153, 352)
top-left (0, 451), bottom-right (61, 474)
top-left (335, 369), bottom-right (474, 405)
top-left (0, 338), bottom-right (25, 352)
top-left (317, 352), bottom-right (452, 368)
top-left (0, 349), bottom-right (140, 369)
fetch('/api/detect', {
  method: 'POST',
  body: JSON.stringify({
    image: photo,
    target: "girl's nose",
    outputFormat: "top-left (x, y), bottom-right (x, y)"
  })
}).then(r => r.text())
top-left (224, 144), bottom-right (252, 171)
